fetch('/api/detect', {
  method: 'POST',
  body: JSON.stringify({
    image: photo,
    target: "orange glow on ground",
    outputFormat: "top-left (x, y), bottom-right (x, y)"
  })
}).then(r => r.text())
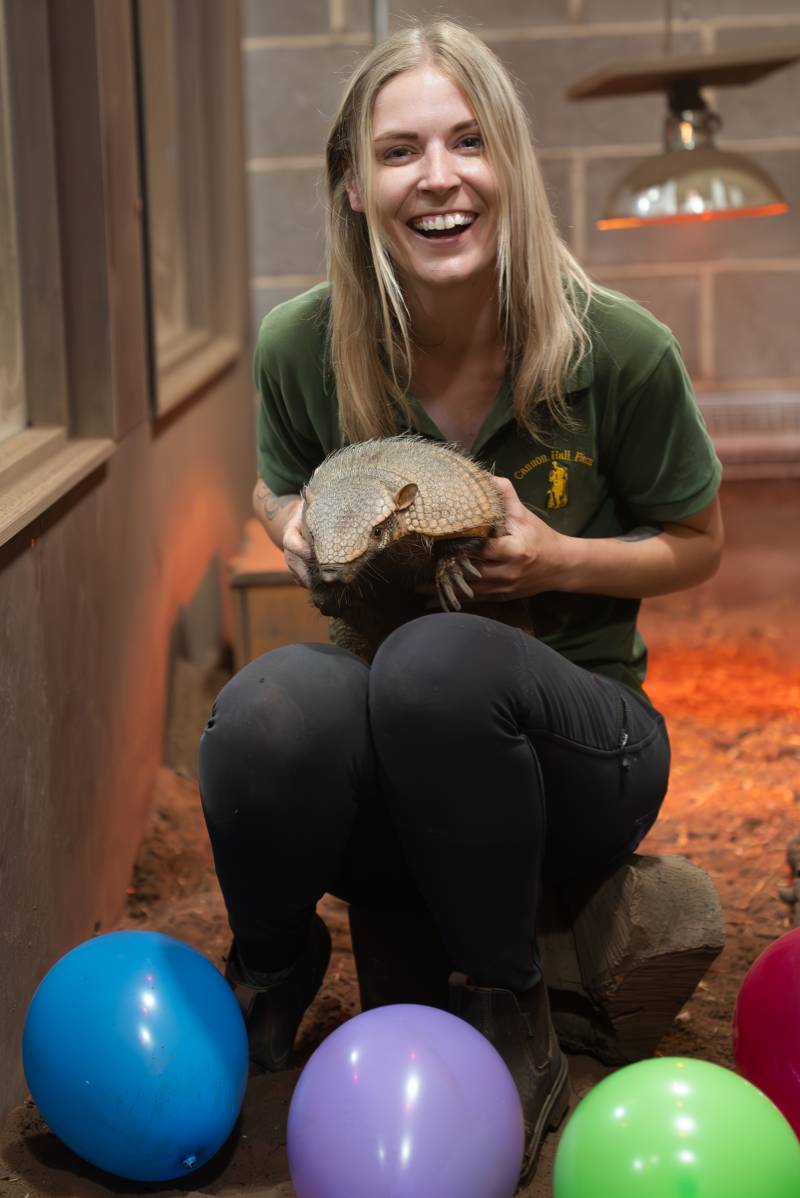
top-left (641, 637), bottom-right (800, 897)
top-left (646, 641), bottom-right (800, 725)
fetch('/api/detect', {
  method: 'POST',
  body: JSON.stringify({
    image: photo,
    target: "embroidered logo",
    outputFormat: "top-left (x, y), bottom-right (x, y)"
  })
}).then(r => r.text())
top-left (513, 448), bottom-right (594, 511)
top-left (547, 461), bottom-right (569, 509)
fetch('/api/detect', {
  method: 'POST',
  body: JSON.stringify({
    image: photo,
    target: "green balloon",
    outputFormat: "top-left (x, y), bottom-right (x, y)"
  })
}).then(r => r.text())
top-left (553, 1057), bottom-right (800, 1198)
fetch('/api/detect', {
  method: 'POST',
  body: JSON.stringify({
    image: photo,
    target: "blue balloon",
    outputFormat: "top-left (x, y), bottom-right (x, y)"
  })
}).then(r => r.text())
top-left (22, 931), bottom-right (248, 1181)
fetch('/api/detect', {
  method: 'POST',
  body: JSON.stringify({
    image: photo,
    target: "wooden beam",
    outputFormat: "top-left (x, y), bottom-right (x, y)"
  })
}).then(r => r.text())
top-left (566, 42), bottom-right (800, 100)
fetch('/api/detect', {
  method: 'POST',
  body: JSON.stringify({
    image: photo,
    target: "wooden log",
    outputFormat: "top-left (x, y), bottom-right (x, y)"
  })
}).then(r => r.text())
top-left (540, 853), bottom-right (725, 1064)
top-left (347, 853), bottom-right (724, 1065)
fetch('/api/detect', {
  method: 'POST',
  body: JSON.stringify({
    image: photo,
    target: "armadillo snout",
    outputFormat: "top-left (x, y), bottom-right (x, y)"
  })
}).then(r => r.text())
top-left (318, 562), bottom-right (359, 583)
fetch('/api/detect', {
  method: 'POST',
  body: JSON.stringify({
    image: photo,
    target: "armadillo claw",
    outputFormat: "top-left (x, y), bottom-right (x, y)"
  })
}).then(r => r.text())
top-left (437, 572), bottom-right (461, 612)
top-left (453, 571), bottom-right (475, 601)
top-left (435, 555), bottom-right (479, 612)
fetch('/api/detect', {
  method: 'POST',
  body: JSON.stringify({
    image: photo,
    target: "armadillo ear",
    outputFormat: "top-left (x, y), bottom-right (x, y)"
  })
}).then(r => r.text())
top-left (393, 483), bottom-right (418, 510)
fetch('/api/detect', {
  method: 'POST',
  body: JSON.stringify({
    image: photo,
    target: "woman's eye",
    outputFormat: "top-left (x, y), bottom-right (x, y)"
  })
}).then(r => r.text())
top-left (459, 134), bottom-right (483, 151)
top-left (384, 146), bottom-right (413, 161)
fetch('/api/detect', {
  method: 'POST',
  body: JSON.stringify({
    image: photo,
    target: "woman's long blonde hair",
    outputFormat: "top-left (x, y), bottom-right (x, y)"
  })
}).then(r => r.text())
top-left (325, 20), bottom-right (595, 444)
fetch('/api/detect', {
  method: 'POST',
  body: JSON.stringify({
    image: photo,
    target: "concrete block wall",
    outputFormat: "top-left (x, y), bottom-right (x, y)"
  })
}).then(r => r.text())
top-left (242, 0), bottom-right (800, 397)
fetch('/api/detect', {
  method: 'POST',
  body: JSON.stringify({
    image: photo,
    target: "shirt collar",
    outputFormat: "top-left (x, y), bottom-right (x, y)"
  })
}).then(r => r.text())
top-left (405, 346), bottom-right (594, 455)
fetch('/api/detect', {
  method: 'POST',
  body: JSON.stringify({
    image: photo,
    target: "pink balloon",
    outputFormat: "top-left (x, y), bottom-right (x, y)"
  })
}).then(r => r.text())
top-left (733, 927), bottom-right (800, 1136)
top-left (287, 1004), bottom-right (524, 1198)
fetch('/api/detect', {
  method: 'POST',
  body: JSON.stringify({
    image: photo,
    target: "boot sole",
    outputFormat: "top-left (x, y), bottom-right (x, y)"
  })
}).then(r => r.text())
top-left (517, 1052), bottom-right (571, 1191)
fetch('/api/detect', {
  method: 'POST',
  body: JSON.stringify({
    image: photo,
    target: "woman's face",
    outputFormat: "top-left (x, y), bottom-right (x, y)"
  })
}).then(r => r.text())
top-left (348, 65), bottom-right (500, 293)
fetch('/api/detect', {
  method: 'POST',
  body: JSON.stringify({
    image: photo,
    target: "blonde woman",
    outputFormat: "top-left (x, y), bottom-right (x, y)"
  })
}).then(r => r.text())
top-left (200, 20), bottom-right (723, 1187)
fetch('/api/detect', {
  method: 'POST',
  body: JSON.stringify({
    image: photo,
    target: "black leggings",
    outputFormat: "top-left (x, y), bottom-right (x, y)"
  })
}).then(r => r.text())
top-left (199, 613), bottom-right (670, 992)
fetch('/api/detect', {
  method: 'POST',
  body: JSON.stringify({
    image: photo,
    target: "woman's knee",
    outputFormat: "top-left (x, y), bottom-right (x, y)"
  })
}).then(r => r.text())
top-left (199, 642), bottom-right (371, 822)
top-left (370, 613), bottom-right (527, 730)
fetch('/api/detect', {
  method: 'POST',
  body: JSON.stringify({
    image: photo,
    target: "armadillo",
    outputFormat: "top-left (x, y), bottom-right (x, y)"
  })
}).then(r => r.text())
top-left (301, 435), bottom-right (534, 661)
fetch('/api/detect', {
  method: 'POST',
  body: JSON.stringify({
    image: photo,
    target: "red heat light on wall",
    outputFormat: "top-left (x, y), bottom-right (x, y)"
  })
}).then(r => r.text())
top-left (597, 202), bottom-right (789, 231)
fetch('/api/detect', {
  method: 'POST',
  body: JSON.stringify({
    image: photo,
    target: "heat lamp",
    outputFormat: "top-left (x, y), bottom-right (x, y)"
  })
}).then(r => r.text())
top-left (566, 42), bottom-right (800, 229)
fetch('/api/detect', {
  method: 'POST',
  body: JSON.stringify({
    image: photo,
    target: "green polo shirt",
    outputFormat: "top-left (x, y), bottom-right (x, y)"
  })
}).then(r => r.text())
top-left (254, 281), bottom-right (722, 695)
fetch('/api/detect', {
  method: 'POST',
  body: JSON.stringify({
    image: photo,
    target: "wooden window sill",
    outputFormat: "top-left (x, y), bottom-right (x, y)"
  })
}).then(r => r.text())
top-left (157, 335), bottom-right (241, 416)
top-left (0, 428), bottom-right (114, 548)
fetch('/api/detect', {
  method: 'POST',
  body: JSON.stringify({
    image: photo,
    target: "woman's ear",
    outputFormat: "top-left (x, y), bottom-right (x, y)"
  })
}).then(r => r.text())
top-left (345, 171), bottom-right (365, 214)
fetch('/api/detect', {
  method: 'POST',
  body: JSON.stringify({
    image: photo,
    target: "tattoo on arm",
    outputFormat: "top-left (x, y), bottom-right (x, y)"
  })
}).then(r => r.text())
top-left (255, 478), bottom-right (298, 522)
top-left (616, 525), bottom-right (663, 543)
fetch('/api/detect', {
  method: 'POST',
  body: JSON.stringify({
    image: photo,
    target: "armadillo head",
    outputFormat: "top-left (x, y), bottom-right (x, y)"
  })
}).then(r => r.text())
top-left (303, 478), bottom-right (418, 583)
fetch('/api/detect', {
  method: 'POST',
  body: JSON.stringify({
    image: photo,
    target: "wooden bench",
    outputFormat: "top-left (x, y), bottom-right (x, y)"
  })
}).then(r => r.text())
top-left (228, 523), bottom-right (725, 1062)
top-left (228, 518), bottom-right (329, 669)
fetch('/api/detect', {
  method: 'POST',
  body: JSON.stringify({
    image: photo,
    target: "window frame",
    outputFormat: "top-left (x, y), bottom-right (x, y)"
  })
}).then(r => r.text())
top-left (0, 0), bottom-right (141, 549)
top-left (133, 0), bottom-right (244, 419)
top-left (0, 0), bottom-right (246, 549)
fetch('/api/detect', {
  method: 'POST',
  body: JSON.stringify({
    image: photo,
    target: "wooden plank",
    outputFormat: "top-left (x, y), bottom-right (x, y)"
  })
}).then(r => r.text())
top-left (205, 0), bottom-right (249, 349)
top-left (137, 0), bottom-right (205, 379)
top-left (228, 519), bottom-right (330, 666)
top-left (140, 0), bottom-right (248, 415)
top-left (228, 517), bottom-right (289, 586)
top-left (48, 1), bottom-right (114, 439)
top-left (242, 586), bottom-right (331, 665)
top-left (0, 428), bottom-right (65, 488)
top-left (4, 0), bottom-right (69, 428)
top-left (0, 1), bottom-right (26, 441)
top-left (157, 336), bottom-right (240, 417)
top-left (94, 0), bottom-right (150, 439)
top-left (0, 438), bottom-right (114, 548)
top-left (566, 42), bottom-right (800, 100)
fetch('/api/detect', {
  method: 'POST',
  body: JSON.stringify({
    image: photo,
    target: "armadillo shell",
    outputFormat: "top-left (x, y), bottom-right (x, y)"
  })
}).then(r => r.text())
top-left (306, 436), bottom-right (505, 538)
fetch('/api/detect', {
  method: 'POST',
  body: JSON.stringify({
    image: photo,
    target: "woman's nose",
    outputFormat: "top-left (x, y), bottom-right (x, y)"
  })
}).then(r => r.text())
top-left (418, 144), bottom-right (459, 192)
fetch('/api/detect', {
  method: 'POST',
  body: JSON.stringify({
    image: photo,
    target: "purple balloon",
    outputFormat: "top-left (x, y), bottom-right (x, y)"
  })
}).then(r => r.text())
top-left (287, 1003), bottom-right (524, 1198)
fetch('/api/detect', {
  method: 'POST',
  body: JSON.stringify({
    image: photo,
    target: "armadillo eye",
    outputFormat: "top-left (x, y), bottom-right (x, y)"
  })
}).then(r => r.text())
top-left (372, 526), bottom-right (383, 540)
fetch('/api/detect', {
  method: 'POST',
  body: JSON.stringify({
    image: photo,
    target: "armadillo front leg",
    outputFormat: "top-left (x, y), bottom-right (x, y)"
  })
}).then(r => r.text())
top-left (434, 538), bottom-right (485, 612)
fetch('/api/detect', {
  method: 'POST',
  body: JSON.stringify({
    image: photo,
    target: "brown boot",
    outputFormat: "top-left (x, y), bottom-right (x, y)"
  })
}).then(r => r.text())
top-left (224, 914), bottom-right (331, 1072)
top-left (449, 971), bottom-right (570, 1191)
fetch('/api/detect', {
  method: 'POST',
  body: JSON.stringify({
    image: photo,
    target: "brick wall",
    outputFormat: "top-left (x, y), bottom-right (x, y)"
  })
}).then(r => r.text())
top-left (242, 0), bottom-right (800, 421)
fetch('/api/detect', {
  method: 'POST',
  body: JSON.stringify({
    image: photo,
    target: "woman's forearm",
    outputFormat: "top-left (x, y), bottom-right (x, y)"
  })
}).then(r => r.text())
top-left (555, 511), bottom-right (724, 599)
top-left (479, 481), bottom-right (724, 603)
top-left (252, 477), bottom-right (302, 549)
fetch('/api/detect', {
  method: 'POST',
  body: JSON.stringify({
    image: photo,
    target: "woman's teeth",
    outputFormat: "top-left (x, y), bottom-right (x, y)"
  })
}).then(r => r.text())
top-left (411, 213), bottom-right (476, 235)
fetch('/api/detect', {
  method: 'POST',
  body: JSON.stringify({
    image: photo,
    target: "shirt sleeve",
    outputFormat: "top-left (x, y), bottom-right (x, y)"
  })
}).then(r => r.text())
top-left (253, 316), bottom-right (325, 495)
top-left (609, 336), bottom-right (722, 522)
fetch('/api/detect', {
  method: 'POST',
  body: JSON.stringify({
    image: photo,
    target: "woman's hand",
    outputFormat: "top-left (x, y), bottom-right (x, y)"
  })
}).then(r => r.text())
top-left (252, 480), bottom-right (314, 588)
top-left (474, 479), bottom-right (724, 602)
top-left (471, 476), bottom-right (569, 600)
top-left (282, 500), bottom-right (313, 589)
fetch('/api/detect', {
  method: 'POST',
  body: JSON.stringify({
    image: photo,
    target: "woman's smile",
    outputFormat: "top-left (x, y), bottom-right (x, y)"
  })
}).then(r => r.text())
top-left (406, 211), bottom-right (479, 243)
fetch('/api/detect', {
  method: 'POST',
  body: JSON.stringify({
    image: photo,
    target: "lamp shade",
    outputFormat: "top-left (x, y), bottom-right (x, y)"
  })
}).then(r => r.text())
top-left (565, 45), bottom-right (799, 232)
top-left (598, 145), bottom-right (788, 229)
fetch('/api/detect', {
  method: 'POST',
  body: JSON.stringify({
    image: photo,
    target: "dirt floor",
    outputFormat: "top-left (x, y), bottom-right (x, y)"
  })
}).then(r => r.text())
top-left (2, 589), bottom-right (800, 1197)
